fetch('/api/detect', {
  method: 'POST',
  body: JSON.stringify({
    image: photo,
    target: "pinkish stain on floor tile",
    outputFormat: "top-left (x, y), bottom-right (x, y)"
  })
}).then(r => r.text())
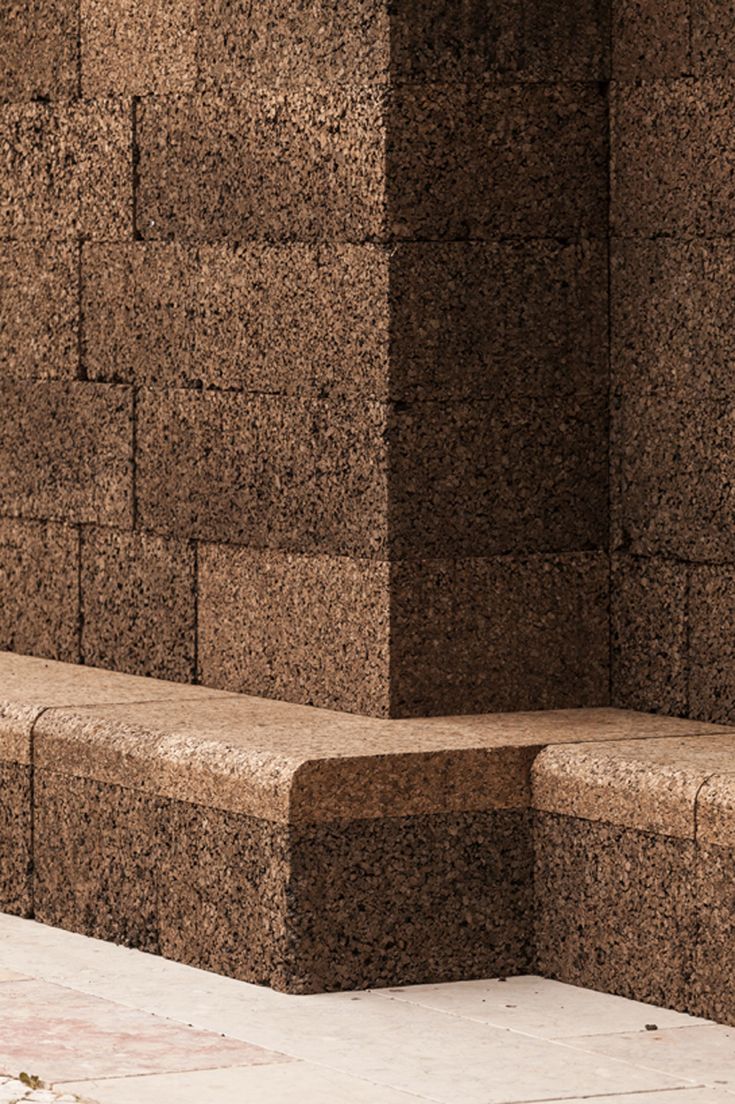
top-left (0, 980), bottom-right (292, 1082)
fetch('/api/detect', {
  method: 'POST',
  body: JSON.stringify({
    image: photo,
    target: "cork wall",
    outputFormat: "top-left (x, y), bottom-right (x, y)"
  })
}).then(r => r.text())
top-left (610, 4), bottom-right (735, 725)
top-left (1, 2), bottom-right (611, 718)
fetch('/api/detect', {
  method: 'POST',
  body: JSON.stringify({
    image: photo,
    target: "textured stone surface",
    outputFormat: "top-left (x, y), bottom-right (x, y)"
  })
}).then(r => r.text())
top-left (136, 91), bottom-right (385, 242)
top-left (388, 82), bottom-right (608, 241)
top-left (390, 553), bottom-right (609, 717)
top-left (388, 393), bottom-right (607, 559)
top-left (0, 243), bottom-right (78, 381)
top-left (689, 565), bottom-right (735, 725)
top-left (284, 810), bottom-right (533, 993)
top-left (611, 79), bottom-right (735, 238)
top-left (81, 527), bottom-right (195, 684)
top-left (1, 0), bottom-right (77, 99)
top-left (0, 763), bottom-right (32, 918)
top-left (81, 0), bottom-right (196, 95)
top-left (618, 390), bottom-right (735, 561)
top-left (0, 519), bottom-right (79, 663)
top-left (532, 735), bottom-right (735, 837)
top-left (136, 391), bottom-right (388, 557)
top-left (0, 101), bottom-right (131, 240)
top-left (612, 0), bottom-right (690, 78)
top-left (198, 547), bottom-right (391, 716)
top-left (83, 242), bottom-right (390, 396)
top-left (535, 813), bottom-right (697, 1011)
top-left (34, 771), bottom-right (161, 951)
top-left (0, 382), bottom-right (132, 526)
top-left (390, 240), bottom-right (607, 401)
top-left (610, 555), bottom-right (688, 715)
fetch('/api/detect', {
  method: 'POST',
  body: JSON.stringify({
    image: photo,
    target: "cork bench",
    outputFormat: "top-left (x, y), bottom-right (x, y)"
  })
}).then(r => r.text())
top-left (533, 736), bottom-right (735, 1024)
top-left (1, 651), bottom-right (733, 996)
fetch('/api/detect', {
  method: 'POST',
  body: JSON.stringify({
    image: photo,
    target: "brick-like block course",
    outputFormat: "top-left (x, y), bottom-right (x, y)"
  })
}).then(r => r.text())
top-left (689, 565), bottom-right (735, 726)
top-left (0, 243), bottom-right (78, 381)
top-left (612, 79), bottom-right (735, 238)
top-left (83, 242), bottom-right (390, 396)
top-left (390, 241), bottom-right (608, 402)
top-left (136, 390), bottom-right (389, 558)
top-left (388, 392), bottom-right (608, 559)
top-left (0, 519), bottom-right (79, 663)
top-left (136, 91), bottom-right (386, 242)
top-left (390, 553), bottom-right (609, 717)
top-left (388, 82), bottom-right (608, 241)
top-left (612, 0), bottom-right (690, 78)
top-left (81, 0), bottom-right (196, 96)
top-left (0, 101), bottom-right (131, 240)
top-left (81, 527), bottom-right (196, 684)
top-left (611, 555), bottom-right (688, 716)
top-left (1, 0), bottom-right (78, 100)
top-left (198, 547), bottom-right (391, 716)
top-left (0, 381), bottom-right (133, 527)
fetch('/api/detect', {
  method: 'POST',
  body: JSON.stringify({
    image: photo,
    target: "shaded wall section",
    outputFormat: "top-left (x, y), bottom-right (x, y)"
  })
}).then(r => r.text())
top-left (610, 2), bottom-right (735, 724)
top-left (0, 2), bottom-right (611, 717)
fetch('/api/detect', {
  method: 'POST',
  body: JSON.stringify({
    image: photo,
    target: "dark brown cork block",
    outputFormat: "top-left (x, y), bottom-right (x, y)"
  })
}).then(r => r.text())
top-left (0, 243), bottom-right (78, 381)
top-left (691, 842), bottom-right (735, 1022)
top-left (83, 242), bottom-right (390, 397)
top-left (519, 0), bottom-right (610, 81)
top-left (81, 0), bottom-right (196, 96)
top-left (136, 390), bottom-right (388, 558)
top-left (33, 770), bottom-right (161, 952)
top-left (0, 519), bottom-right (79, 664)
top-left (136, 91), bottom-right (385, 242)
top-left (0, 382), bottom-right (133, 527)
top-left (611, 79), bottom-right (735, 238)
top-left (1, 0), bottom-right (77, 100)
top-left (692, 2), bottom-right (735, 76)
top-left (610, 555), bottom-right (688, 716)
top-left (389, 240), bottom-right (608, 402)
top-left (197, 547), bottom-right (391, 716)
top-left (612, 0), bottom-right (690, 79)
top-left (534, 813), bottom-right (697, 1012)
top-left (387, 81), bottom-right (608, 241)
top-left (689, 565), bottom-right (735, 725)
top-left (0, 101), bottom-right (131, 240)
top-left (387, 392), bottom-right (608, 560)
top-left (619, 389), bottom-right (735, 562)
top-left (389, 553), bottom-right (609, 718)
top-left (81, 527), bottom-right (196, 684)
top-left (0, 761), bottom-right (32, 917)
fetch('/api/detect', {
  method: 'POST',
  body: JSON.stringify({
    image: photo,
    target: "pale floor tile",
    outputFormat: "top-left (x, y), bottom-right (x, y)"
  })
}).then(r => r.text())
top-left (522, 1092), bottom-right (735, 1103)
top-left (564, 1025), bottom-right (735, 1089)
top-left (0, 1080), bottom-right (81, 1104)
top-left (0, 969), bottom-right (31, 984)
top-left (0, 979), bottom-right (290, 1083)
top-left (58, 1063), bottom-right (435, 1104)
top-left (379, 975), bottom-right (712, 1038)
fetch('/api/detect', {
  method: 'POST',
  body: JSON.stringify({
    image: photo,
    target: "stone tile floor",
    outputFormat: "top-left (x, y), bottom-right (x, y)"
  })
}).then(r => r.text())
top-left (0, 915), bottom-right (732, 1103)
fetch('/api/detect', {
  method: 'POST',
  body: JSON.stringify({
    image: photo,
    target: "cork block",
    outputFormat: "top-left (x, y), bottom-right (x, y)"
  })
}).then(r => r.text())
top-left (197, 0), bottom-right (389, 88)
top-left (0, 244), bottom-right (78, 381)
top-left (0, 519), bottom-right (79, 664)
top-left (389, 552), bottom-right (609, 717)
top-left (692, 2), bottom-right (735, 76)
top-left (1, 0), bottom-right (77, 100)
top-left (0, 703), bottom-right (39, 917)
top-left (612, 0), bottom-right (690, 78)
top-left (136, 390), bottom-right (389, 557)
top-left (389, 240), bottom-right (608, 401)
top-left (520, 0), bottom-right (611, 80)
top-left (387, 392), bottom-right (608, 559)
top-left (611, 79), bottom-right (735, 237)
top-left (388, 82), bottom-right (608, 240)
top-left (535, 813), bottom-right (697, 1011)
top-left (619, 390), bottom-right (735, 560)
top-left (81, 0), bottom-right (196, 95)
top-left (83, 242), bottom-right (390, 396)
top-left (612, 239), bottom-right (735, 399)
top-left (197, 546), bottom-right (391, 716)
top-left (81, 527), bottom-right (196, 684)
top-left (136, 91), bottom-right (385, 242)
top-left (692, 840), bottom-right (735, 1023)
top-left (689, 565), bottom-right (735, 725)
top-left (0, 382), bottom-right (132, 526)
top-left (610, 555), bottom-right (688, 716)
top-left (0, 101), bottom-right (131, 240)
